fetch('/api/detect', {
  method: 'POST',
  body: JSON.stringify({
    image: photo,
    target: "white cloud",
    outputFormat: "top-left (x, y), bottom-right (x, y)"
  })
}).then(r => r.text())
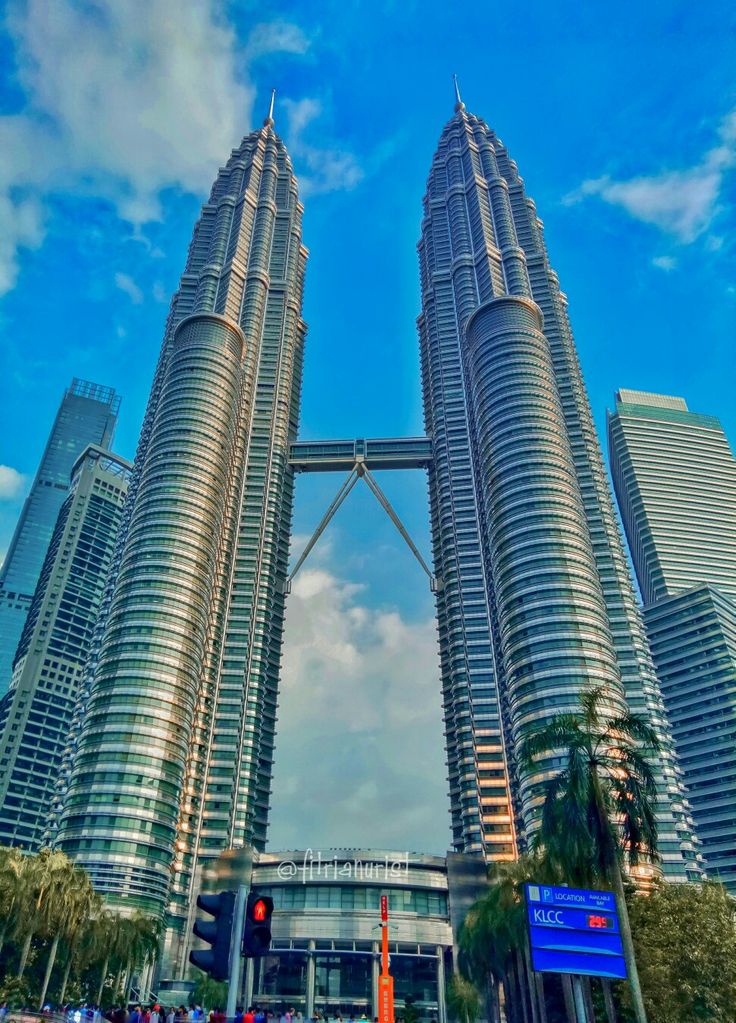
top-left (651, 255), bottom-right (677, 272)
top-left (269, 563), bottom-right (450, 853)
top-left (152, 281), bottom-right (167, 303)
top-left (0, 1), bottom-right (310, 293)
top-left (565, 108), bottom-right (736, 243)
top-left (0, 466), bottom-right (27, 500)
top-left (245, 20), bottom-right (311, 60)
top-left (283, 97), bottom-right (365, 197)
top-left (114, 271), bottom-right (143, 304)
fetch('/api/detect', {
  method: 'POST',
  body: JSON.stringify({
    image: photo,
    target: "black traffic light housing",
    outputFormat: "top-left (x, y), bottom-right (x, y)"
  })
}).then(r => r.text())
top-left (242, 891), bottom-right (274, 957)
top-left (189, 890), bottom-right (236, 980)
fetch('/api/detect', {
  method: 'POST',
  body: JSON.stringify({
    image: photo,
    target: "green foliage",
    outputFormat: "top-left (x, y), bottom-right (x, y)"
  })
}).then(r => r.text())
top-left (518, 685), bottom-right (660, 884)
top-left (627, 880), bottom-right (736, 1023)
top-left (401, 996), bottom-right (420, 1023)
top-left (446, 973), bottom-right (480, 1023)
top-left (0, 844), bottom-right (161, 1007)
top-left (190, 971), bottom-right (228, 1012)
top-left (0, 974), bottom-right (33, 1007)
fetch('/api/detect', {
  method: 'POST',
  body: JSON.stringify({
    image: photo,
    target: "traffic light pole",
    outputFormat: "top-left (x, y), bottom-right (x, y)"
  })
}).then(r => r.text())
top-left (227, 884), bottom-right (248, 1020)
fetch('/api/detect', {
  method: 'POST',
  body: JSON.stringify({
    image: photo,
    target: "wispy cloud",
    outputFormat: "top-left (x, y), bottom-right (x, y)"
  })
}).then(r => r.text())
top-left (282, 97), bottom-right (365, 197)
top-left (0, 466), bottom-right (27, 500)
top-left (564, 108), bottom-right (736, 243)
top-left (114, 271), bottom-right (143, 304)
top-left (651, 255), bottom-right (677, 272)
top-left (0, 1), bottom-right (310, 294)
top-left (245, 20), bottom-right (312, 61)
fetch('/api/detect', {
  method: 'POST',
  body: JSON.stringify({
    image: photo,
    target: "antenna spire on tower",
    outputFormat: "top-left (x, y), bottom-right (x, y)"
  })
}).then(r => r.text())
top-left (453, 74), bottom-right (465, 113)
top-left (264, 88), bottom-right (276, 127)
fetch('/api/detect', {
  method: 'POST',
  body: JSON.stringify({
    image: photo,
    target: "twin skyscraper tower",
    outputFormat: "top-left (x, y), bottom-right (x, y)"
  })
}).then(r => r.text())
top-left (48, 90), bottom-right (698, 966)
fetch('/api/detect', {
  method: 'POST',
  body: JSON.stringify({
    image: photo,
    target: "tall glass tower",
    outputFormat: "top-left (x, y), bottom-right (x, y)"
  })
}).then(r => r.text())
top-left (0, 379), bottom-right (119, 695)
top-left (418, 88), bottom-right (698, 877)
top-left (609, 390), bottom-right (736, 887)
top-left (0, 445), bottom-right (131, 849)
top-left (55, 103), bottom-right (307, 969)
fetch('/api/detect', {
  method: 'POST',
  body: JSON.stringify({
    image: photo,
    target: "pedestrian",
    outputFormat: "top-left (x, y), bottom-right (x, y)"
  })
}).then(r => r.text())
top-left (130, 1006), bottom-right (142, 1023)
top-left (244, 1009), bottom-right (255, 1023)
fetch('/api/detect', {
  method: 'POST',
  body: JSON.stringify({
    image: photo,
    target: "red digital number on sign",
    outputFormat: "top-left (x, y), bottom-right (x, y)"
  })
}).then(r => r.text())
top-left (587, 914), bottom-right (613, 929)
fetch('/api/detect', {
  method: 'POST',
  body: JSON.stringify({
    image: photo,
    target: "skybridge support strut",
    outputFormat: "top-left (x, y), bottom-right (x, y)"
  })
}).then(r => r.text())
top-left (284, 459), bottom-right (441, 594)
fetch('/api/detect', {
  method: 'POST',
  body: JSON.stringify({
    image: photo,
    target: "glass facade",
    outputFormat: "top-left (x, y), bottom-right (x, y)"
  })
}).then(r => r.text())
top-left (0, 379), bottom-right (119, 695)
top-left (608, 390), bottom-right (736, 604)
top-left (609, 390), bottom-right (736, 887)
top-left (644, 586), bottom-right (736, 890)
top-left (54, 114), bottom-right (307, 973)
top-left (237, 850), bottom-right (464, 1023)
top-left (418, 99), bottom-right (697, 876)
top-left (0, 446), bottom-right (131, 848)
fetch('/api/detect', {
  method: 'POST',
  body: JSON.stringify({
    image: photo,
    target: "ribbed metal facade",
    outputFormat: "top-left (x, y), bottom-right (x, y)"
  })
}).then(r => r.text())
top-left (0, 446), bottom-right (131, 849)
top-left (419, 102), bottom-right (698, 876)
top-left (55, 118), bottom-right (307, 965)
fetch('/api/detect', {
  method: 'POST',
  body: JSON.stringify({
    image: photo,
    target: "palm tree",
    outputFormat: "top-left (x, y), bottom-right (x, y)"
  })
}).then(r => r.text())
top-left (459, 856), bottom-right (555, 1023)
top-left (0, 846), bottom-right (26, 957)
top-left (447, 973), bottom-right (481, 1023)
top-left (518, 684), bottom-right (660, 1023)
top-left (15, 847), bottom-right (71, 979)
top-left (57, 876), bottom-right (102, 1003)
top-left (37, 857), bottom-right (97, 1007)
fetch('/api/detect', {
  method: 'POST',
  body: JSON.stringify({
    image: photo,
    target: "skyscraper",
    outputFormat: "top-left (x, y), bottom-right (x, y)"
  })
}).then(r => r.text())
top-left (609, 390), bottom-right (736, 886)
top-left (608, 389), bottom-right (736, 603)
top-left (0, 379), bottom-right (120, 694)
top-left (0, 445), bottom-right (131, 849)
top-left (418, 88), bottom-right (698, 875)
top-left (55, 101), bottom-right (307, 971)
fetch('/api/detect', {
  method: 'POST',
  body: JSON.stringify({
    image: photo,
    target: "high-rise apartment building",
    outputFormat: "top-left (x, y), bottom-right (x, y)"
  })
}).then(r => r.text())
top-left (0, 379), bottom-right (119, 694)
top-left (55, 104), bottom-right (307, 971)
top-left (417, 91), bottom-right (698, 875)
top-left (0, 445), bottom-right (131, 849)
top-left (609, 390), bottom-right (736, 887)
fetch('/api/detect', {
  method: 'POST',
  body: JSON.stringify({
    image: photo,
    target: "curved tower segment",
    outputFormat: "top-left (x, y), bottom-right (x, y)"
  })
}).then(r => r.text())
top-left (56, 114), bottom-right (308, 953)
top-left (419, 96), bottom-right (700, 876)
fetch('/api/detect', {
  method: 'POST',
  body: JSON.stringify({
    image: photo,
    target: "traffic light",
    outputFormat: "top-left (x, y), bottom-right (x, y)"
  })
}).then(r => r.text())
top-left (189, 890), bottom-right (236, 980)
top-left (242, 891), bottom-right (274, 957)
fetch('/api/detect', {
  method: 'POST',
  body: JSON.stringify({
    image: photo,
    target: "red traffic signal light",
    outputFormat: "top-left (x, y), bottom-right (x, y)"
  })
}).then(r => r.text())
top-left (242, 891), bottom-right (274, 957)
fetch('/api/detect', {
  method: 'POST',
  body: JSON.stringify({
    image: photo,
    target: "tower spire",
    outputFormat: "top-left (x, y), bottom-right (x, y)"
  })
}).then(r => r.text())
top-left (264, 88), bottom-right (276, 127)
top-left (453, 73), bottom-right (465, 113)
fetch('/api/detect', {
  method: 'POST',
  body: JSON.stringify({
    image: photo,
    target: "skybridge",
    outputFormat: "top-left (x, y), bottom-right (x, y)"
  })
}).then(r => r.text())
top-left (286, 436), bottom-right (439, 593)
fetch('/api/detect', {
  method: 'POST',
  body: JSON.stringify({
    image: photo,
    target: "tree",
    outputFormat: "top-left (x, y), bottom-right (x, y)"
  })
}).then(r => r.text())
top-left (190, 971), bottom-right (228, 1012)
top-left (518, 685), bottom-right (661, 1023)
top-left (627, 880), bottom-right (736, 1023)
top-left (447, 973), bottom-right (481, 1023)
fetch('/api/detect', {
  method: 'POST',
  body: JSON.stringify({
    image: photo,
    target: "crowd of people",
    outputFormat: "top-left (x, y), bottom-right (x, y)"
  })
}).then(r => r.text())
top-left (0, 1003), bottom-right (414, 1023)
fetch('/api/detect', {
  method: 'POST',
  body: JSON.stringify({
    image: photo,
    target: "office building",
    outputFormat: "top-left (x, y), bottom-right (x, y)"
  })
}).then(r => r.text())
top-left (0, 445), bottom-right (131, 848)
top-left (416, 87), bottom-right (697, 873)
top-left (609, 390), bottom-right (736, 886)
top-left (0, 446), bottom-right (130, 847)
top-left (0, 379), bottom-right (120, 694)
top-left (55, 100), bottom-right (308, 973)
top-left (159, 847), bottom-right (485, 1023)
top-left (608, 389), bottom-right (736, 604)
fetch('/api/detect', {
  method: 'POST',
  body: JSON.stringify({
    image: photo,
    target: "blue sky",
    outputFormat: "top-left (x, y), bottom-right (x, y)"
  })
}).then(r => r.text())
top-left (0, 0), bottom-right (734, 852)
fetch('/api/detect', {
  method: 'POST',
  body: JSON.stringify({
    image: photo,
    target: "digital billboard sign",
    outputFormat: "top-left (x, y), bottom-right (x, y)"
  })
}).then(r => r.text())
top-left (525, 884), bottom-right (627, 980)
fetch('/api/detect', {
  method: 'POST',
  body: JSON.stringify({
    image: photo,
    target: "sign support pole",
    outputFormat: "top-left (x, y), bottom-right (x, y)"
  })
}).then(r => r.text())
top-left (379, 895), bottom-right (394, 1023)
top-left (571, 976), bottom-right (587, 1023)
top-left (227, 884), bottom-right (248, 1020)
